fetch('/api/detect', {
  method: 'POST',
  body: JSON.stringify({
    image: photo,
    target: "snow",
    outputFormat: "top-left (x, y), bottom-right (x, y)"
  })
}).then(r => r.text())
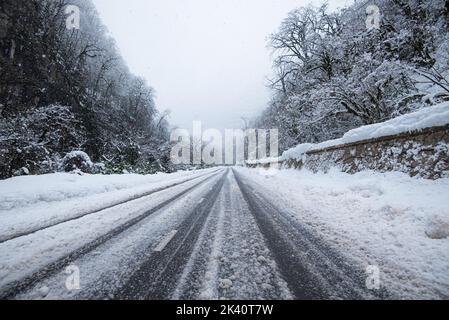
top-left (0, 169), bottom-right (223, 293)
top-left (13, 172), bottom-right (226, 300)
top-left (235, 167), bottom-right (449, 299)
top-left (218, 279), bottom-right (233, 289)
top-left (280, 143), bottom-right (315, 163)
top-left (2, 165), bottom-right (447, 299)
top-left (342, 102), bottom-right (449, 142)
top-left (0, 169), bottom-right (218, 243)
top-left (60, 151), bottom-right (93, 167)
top-left (38, 286), bottom-right (50, 298)
top-left (173, 170), bottom-right (292, 300)
top-left (0, 169), bottom-right (213, 211)
top-left (246, 157), bottom-right (281, 166)
top-left (281, 102), bottom-right (449, 161)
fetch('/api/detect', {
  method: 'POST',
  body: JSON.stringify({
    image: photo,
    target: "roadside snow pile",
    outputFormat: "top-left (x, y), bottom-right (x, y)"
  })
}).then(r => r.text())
top-left (236, 167), bottom-right (449, 299)
top-left (281, 102), bottom-right (449, 161)
top-left (0, 168), bottom-right (218, 243)
top-left (0, 169), bottom-right (206, 211)
top-left (246, 157), bottom-right (281, 165)
top-left (281, 143), bottom-right (315, 163)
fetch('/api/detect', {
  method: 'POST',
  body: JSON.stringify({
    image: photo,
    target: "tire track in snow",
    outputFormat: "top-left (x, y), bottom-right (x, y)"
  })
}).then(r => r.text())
top-left (212, 171), bottom-right (292, 299)
top-left (173, 170), bottom-right (292, 300)
top-left (114, 170), bottom-right (228, 300)
top-left (16, 172), bottom-right (226, 300)
top-left (232, 168), bottom-right (391, 300)
top-left (170, 178), bottom-right (227, 299)
top-left (0, 169), bottom-right (225, 300)
top-left (0, 169), bottom-right (221, 244)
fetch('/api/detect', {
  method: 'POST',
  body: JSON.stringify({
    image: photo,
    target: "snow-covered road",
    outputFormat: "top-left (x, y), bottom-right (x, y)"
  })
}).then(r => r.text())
top-left (0, 168), bottom-right (448, 300)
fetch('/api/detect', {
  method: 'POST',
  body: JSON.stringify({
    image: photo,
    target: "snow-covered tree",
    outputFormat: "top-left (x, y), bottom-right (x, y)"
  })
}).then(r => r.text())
top-left (0, 0), bottom-right (172, 178)
top-left (257, 0), bottom-right (449, 153)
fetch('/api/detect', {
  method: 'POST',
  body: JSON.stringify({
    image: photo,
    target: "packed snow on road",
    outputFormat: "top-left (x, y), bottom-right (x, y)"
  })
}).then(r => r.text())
top-left (235, 167), bottom-right (449, 299)
top-left (0, 166), bottom-right (447, 299)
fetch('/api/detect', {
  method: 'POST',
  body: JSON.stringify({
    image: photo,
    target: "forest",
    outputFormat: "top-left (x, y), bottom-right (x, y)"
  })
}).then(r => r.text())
top-left (255, 0), bottom-right (449, 152)
top-left (0, 0), bottom-right (172, 179)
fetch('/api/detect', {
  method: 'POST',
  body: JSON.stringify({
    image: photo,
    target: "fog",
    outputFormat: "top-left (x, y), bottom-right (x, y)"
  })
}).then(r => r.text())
top-left (92, 0), bottom-right (349, 131)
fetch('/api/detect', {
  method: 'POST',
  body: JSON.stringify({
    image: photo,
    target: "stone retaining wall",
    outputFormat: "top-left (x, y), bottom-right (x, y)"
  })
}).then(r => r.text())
top-left (248, 125), bottom-right (449, 180)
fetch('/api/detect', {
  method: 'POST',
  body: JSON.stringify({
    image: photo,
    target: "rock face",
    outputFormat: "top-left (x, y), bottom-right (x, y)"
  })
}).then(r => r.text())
top-left (251, 125), bottom-right (449, 180)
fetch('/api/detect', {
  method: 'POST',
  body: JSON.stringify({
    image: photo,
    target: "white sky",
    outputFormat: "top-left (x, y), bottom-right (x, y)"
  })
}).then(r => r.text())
top-left (92, 0), bottom-right (349, 130)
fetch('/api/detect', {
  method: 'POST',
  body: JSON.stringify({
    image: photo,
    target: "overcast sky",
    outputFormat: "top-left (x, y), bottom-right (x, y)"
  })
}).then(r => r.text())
top-left (92, 0), bottom-right (349, 131)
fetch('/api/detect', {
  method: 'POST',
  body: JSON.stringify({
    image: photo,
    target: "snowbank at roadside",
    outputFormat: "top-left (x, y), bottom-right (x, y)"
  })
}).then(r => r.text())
top-left (0, 170), bottom-right (210, 211)
top-left (246, 157), bottom-right (281, 166)
top-left (0, 168), bottom-right (219, 243)
top-left (236, 167), bottom-right (449, 299)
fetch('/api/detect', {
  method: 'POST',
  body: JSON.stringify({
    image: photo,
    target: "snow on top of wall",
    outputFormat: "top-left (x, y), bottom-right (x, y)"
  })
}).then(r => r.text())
top-left (280, 102), bottom-right (449, 161)
top-left (342, 102), bottom-right (449, 143)
top-left (61, 151), bottom-right (93, 166)
top-left (246, 157), bottom-right (281, 165)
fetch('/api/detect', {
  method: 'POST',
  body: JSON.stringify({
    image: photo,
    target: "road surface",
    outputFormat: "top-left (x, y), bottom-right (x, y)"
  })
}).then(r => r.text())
top-left (0, 168), bottom-right (388, 300)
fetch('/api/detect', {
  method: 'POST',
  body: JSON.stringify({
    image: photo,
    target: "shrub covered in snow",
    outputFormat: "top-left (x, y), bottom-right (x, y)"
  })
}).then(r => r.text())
top-left (0, 105), bottom-right (86, 178)
top-left (13, 167), bottom-right (30, 177)
top-left (59, 151), bottom-right (95, 174)
top-left (0, 1), bottom-right (174, 179)
top-left (426, 218), bottom-right (449, 240)
top-left (0, 102), bottom-right (173, 179)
